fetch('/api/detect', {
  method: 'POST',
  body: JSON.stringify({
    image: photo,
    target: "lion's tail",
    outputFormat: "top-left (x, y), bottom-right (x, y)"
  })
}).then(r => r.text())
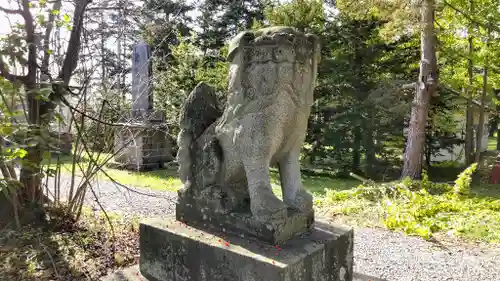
top-left (177, 82), bottom-right (222, 184)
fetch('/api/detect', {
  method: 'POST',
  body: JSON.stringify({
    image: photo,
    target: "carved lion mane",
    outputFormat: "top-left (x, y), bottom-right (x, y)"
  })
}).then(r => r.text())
top-left (177, 26), bottom-right (321, 222)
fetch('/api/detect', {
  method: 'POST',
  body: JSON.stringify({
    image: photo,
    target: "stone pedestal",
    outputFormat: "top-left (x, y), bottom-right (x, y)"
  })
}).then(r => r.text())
top-left (49, 131), bottom-right (73, 154)
top-left (176, 200), bottom-right (314, 245)
top-left (139, 217), bottom-right (353, 281)
top-left (113, 113), bottom-right (174, 171)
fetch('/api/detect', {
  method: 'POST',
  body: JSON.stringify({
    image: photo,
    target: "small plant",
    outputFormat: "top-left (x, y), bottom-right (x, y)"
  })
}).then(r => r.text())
top-left (317, 164), bottom-right (500, 242)
top-left (420, 169), bottom-right (431, 191)
top-left (432, 160), bottom-right (460, 168)
top-left (453, 163), bottom-right (477, 196)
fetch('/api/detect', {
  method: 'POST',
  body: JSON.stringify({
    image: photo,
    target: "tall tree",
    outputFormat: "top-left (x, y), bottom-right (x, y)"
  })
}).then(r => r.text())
top-left (438, 0), bottom-right (500, 165)
top-left (263, 0), bottom-right (324, 32)
top-left (400, 0), bottom-right (438, 179)
top-left (464, 0), bottom-right (476, 165)
top-left (264, 0), bottom-right (419, 177)
top-left (475, 27), bottom-right (490, 166)
top-left (0, 0), bottom-right (91, 208)
top-left (197, 0), bottom-right (266, 53)
top-left (337, 0), bottom-right (438, 179)
top-left (141, 0), bottom-right (194, 67)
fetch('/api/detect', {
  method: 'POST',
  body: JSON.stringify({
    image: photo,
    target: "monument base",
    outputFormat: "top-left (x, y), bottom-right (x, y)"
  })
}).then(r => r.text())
top-left (101, 266), bottom-right (385, 281)
top-left (106, 161), bottom-right (164, 172)
top-left (176, 200), bottom-right (314, 245)
top-left (113, 121), bottom-right (174, 171)
top-left (139, 216), bottom-right (353, 281)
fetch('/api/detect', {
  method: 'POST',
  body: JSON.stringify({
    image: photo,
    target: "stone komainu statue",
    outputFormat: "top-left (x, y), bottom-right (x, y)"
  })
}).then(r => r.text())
top-left (177, 27), bottom-right (321, 224)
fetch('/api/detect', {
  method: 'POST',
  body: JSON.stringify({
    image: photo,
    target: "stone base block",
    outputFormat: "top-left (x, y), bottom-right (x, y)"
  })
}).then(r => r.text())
top-left (100, 266), bottom-right (383, 281)
top-left (113, 121), bottom-right (174, 172)
top-left (176, 201), bottom-right (314, 245)
top-left (139, 216), bottom-right (353, 281)
top-left (101, 267), bottom-right (383, 281)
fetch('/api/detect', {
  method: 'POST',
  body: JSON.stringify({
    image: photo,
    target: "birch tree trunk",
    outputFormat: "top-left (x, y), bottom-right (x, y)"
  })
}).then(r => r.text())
top-left (401, 0), bottom-right (438, 179)
top-left (465, 0), bottom-right (475, 165)
top-left (475, 27), bottom-right (490, 167)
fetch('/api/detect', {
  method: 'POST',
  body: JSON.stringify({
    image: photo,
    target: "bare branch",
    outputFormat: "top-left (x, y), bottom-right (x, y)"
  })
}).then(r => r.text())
top-left (0, 57), bottom-right (27, 83)
top-left (60, 94), bottom-right (175, 129)
top-left (38, 237), bottom-right (60, 278)
top-left (20, 0), bottom-right (37, 85)
top-left (58, 95), bottom-right (128, 127)
top-left (41, 0), bottom-right (62, 80)
top-left (58, 0), bottom-right (92, 85)
top-left (86, 7), bottom-right (121, 11)
top-left (0, 6), bottom-right (22, 14)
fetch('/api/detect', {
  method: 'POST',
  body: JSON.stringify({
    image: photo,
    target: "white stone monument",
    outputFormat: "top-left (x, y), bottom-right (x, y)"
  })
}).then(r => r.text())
top-left (113, 41), bottom-right (174, 170)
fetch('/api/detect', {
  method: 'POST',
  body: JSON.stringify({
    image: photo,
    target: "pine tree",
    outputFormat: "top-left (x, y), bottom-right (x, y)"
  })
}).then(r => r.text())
top-left (197, 0), bottom-right (266, 53)
top-left (141, 0), bottom-right (194, 67)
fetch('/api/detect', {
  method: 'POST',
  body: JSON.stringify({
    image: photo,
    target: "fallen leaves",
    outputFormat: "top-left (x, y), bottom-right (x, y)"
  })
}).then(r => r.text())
top-left (0, 209), bottom-right (140, 281)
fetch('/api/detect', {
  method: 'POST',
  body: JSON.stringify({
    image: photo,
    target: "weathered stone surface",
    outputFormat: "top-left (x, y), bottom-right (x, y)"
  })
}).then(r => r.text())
top-left (131, 40), bottom-right (153, 113)
top-left (102, 267), bottom-right (383, 281)
top-left (101, 265), bottom-right (140, 281)
top-left (139, 216), bottom-right (353, 281)
top-left (176, 200), bottom-right (314, 244)
top-left (113, 122), bottom-right (174, 171)
top-left (113, 41), bottom-right (172, 171)
top-left (176, 27), bottom-right (321, 236)
top-left (49, 131), bottom-right (73, 154)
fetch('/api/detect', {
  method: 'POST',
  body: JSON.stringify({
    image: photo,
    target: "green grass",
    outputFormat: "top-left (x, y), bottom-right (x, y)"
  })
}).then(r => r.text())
top-left (269, 169), bottom-right (360, 196)
top-left (488, 137), bottom-right (498, 151)
top-left (42, 153), bottom-right (361, 194)
top-left (102, 169), bottom-right (182, 191)
top-left (47, 156), bottom-right (182, 192)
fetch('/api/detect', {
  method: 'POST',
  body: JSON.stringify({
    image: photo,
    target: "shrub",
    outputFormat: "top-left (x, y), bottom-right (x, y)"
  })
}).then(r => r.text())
top-left (317, 163), bottom-right (500, 242)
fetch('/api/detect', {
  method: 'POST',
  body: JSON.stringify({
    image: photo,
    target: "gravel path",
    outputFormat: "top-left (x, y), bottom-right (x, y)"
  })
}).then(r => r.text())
top-left (52, 174), bottom-right (178, 219)
top-left (354, 228), bottom-right (499, 281)
top-left (52, 175), bottom-right (500, 281)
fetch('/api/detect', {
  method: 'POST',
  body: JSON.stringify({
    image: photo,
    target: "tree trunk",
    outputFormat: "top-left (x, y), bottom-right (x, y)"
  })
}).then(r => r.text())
top-left (475, 27), bottom-right (490, 167)
top-left (352, 125), bottom-right (362, 174)
top-left (496, 92), bottom-right (500, 150)
top-left (18, 0), bottom-right (43, 206)
top-left (497, 126), bottom-right (500, 150)
top-left (16, 0), bottom-right (90, 210)
top-left (425, 134), bottom-right (432, 168)
top-left (401, 0), bottom-right (437, 179)
top-left (101, 11), bottom-right (107, 93)
top-left (464, 0), bottom-right (475, 165)
top-left (489, 118), bottom-right (498, 137)
top-left (362, 118), bottom-right (376, 178)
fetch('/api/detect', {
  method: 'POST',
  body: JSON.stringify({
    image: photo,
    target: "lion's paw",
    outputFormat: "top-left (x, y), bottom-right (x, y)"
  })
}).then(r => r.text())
top-left (251, 192), bottom-right (288, 222)
top-left (286, 189), bottom-right (313, 214)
